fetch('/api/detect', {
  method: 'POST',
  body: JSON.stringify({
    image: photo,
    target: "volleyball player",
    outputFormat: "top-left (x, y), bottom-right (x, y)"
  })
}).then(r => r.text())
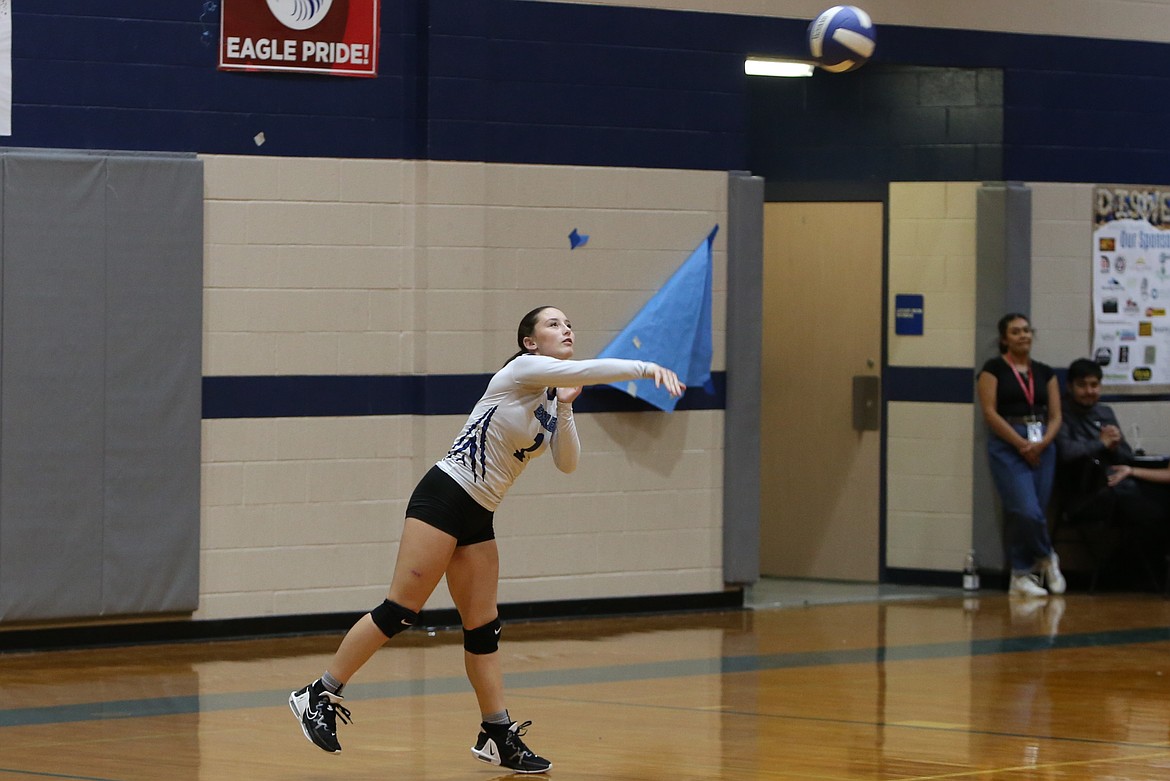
top-left (290, 306), bottom-right (685, 773)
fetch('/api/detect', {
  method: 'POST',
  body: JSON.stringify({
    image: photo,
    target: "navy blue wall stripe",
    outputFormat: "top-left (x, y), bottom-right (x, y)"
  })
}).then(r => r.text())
top-left (883, 366), bottom-right (1170, 405)
top-left (885, 366), bottom-right (975, 404)
top-left (202, 372), bottom-right (726, 419)
top-left (202, 368), bottom-right (1170, 418)
top-left (12, 3), bottom-right (1170, 181)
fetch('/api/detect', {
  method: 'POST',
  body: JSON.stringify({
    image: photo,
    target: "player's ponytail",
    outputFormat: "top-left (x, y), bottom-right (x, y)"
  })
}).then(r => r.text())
top-left (504, 305), bottom-right (554, 365)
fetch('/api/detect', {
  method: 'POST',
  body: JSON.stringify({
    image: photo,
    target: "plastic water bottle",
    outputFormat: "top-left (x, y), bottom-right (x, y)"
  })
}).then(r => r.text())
top-left (963, 550), bottom-right (980, 592)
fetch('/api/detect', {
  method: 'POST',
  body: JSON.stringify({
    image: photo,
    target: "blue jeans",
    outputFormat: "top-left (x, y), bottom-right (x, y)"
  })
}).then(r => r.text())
top-left (987, 425), bottom-right (1056, 574)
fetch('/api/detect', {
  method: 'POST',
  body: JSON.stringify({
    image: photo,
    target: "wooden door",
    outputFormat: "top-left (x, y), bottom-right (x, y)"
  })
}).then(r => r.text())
top-left (760, 201), bottom-right (883, 580)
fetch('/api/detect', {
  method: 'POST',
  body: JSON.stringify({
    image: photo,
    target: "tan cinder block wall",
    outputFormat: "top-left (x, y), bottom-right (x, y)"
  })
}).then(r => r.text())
top-left (199, 156), bottom-right (727, 621)
top-left (888, 183), bottom-right (978, 369)
top-left (539, 0), bottom-right (1170, 42)
top-left (886, 182), bottom-right (979, 572)
top-left (1029, 182), bottom-right (1097, 366)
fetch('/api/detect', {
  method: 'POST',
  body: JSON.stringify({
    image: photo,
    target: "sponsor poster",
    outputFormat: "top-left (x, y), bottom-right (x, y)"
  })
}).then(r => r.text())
top-left (219, 0), bottom-right (380, 78)
top-left (1091, 184), bottom-right (1170, 386)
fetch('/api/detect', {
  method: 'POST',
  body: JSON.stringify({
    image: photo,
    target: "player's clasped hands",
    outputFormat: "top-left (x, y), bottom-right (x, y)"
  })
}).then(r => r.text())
top-left (556, 386), bottom-right (583, 404)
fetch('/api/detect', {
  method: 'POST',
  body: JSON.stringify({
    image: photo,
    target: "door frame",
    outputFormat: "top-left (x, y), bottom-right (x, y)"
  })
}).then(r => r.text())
top-left (730, 181), bottom-right (893, 584)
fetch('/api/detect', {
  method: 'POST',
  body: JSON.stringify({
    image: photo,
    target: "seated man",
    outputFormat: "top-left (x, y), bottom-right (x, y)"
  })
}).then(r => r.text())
top-left (1056, 358), bottom-right (1170, 536)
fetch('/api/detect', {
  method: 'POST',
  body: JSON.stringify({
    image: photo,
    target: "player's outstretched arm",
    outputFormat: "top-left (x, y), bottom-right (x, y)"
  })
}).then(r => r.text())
top-left (510, 354), bottom-right (686, 400)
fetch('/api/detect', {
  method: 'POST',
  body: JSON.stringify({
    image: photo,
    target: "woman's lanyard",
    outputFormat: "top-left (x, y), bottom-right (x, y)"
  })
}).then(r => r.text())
top-left (1005, 356), bottom-right (1045, 444)
top-left (1005, 356), bottom-right (1035, 410)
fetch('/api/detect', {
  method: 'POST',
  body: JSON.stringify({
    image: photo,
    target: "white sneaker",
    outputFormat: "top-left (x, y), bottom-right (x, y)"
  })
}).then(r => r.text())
top-left (1009, 573), bottom-right (1048, 598)
top-left (1041, 554), bottom-right (1066, 595)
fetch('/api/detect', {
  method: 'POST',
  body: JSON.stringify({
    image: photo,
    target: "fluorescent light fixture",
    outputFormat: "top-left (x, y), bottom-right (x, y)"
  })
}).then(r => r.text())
top-left (744, 57), bottom-right (815, 78)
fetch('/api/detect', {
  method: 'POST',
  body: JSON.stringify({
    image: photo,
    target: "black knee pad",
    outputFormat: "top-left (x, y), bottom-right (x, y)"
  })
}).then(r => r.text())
top-left (463, 617), bottom-right (502, 655)
top-left (370, 599), bottom-right (419, 640)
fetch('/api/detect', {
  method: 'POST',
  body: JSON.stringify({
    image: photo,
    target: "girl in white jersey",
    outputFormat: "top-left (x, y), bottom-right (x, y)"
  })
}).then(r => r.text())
top-left (290, 306), bottom-right (684, 774)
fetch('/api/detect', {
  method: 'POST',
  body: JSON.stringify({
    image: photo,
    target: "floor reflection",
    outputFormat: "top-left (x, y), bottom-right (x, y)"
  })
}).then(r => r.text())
top-left (1, 589), bottom-right (1169, 779)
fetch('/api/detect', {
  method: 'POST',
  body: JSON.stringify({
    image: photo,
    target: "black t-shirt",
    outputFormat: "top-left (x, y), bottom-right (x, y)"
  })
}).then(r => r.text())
top-left (979, 356), bottom-right (1054, 418)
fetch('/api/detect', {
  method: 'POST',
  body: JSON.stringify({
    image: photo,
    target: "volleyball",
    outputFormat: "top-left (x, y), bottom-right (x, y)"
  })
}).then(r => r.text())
top-left (807, 6), bottom-right (876, 73)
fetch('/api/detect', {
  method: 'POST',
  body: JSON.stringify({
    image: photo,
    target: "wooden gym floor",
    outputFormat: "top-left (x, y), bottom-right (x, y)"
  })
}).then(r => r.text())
top-left (2, 585), bottom-right (1170, 780)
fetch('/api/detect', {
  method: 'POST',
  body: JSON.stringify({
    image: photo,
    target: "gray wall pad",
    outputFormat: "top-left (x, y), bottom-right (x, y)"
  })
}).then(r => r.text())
top-left (0, 151), bottom-right (202, 622)
top-left (724, 172), bottom-right (764, 585)
top-left (0, 155), bottom-right (108, 619)
top-left (102, 157), bottom-right (202, 616)
top-left (973, 183), bottom-right (1033, 572)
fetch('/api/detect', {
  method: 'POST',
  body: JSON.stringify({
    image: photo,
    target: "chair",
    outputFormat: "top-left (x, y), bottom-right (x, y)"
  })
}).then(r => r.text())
top-left (1050, 457), bottom-right (1161, 593)
top-left (1049, 459), bottom-right (1111, 593)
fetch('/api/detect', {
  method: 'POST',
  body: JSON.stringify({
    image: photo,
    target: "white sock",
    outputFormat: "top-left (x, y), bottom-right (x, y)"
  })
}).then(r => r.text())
top-left (320, 671), bottom-right (344, 695)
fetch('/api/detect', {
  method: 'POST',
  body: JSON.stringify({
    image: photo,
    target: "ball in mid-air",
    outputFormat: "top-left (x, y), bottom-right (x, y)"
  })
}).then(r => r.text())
top-left (808, 6), bottom-right (876, 73)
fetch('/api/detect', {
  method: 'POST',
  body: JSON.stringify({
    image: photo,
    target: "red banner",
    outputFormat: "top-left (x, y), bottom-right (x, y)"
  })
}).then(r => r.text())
top-left (219, 0), bottom-right (380, 78)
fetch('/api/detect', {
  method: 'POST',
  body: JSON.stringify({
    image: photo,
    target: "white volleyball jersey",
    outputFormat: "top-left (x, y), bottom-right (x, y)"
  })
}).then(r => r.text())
top-left (436, 354), bottom-right (654, 511)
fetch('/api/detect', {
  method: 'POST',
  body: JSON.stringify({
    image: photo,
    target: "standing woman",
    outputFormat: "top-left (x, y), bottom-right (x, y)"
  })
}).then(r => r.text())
top-left (289, 306), bottom-right (684, 774)
top-left (977, 313), bottom-right (1065, 597)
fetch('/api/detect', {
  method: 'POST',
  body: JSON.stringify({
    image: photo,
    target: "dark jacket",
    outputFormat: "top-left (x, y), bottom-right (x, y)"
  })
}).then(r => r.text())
top-left (1056, 399), bottom-right (1135, 467)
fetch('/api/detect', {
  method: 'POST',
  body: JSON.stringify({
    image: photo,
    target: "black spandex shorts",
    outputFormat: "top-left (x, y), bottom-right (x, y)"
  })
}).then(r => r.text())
top-left (406, 465), bottom-right (496, 547)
